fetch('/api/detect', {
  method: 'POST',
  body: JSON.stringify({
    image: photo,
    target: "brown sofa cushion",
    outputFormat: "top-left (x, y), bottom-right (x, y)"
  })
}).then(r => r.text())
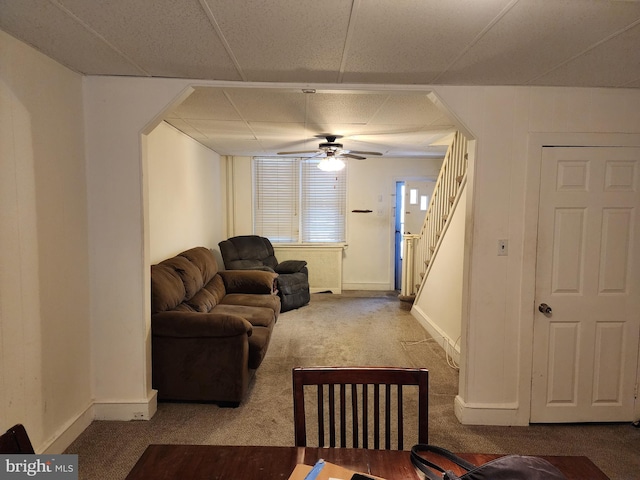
top-left (179, 246), bottom-right (219, 285)
top-left (219, 270), bottom-right (277, 295)
top-left (221, 293), bottom-right (281, 315)
top-left (247, 326), bottom-right (272, 369)
top-left (151, 264), bottom-right (186, 314)
top-left (204, 275), bottom-right (227, 304)
top-left (186, 288), bottom-right (218, 312)
top-left (213, 304), bottom-right (275, 328)
top-left (152, 311), bottom-right (251, 338)
top-left (161, 256), bottom-right (203, 300)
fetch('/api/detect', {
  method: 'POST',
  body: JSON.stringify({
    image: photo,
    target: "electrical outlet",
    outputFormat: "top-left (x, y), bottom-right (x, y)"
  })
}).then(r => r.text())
top-left (133, 412), bottom-right (146, 420)
top-left (498, 239), bottom-right (508, 256)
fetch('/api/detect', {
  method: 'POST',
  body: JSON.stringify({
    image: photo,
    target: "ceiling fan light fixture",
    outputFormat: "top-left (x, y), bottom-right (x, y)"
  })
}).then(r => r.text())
top-left (317, 157), bottom-right (345, 172)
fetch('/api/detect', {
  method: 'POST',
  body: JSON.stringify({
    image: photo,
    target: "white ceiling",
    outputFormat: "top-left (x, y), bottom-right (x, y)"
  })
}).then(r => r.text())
top-left (3, 0), bottom-right (640, 158)
top-left (164, 87), bottom-right (455, 157)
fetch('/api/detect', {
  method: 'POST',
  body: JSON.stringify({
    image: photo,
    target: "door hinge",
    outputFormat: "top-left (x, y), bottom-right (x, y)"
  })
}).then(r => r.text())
top-left (634, 383), bottom-right (638, 399)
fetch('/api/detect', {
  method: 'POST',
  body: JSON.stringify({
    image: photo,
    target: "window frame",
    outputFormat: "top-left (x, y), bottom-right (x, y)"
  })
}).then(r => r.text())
top-left (253, 157), bottom-right (348, 244)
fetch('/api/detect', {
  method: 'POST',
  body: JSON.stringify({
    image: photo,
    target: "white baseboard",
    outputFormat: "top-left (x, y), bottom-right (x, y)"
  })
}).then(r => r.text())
top-left (310, 286), bottom-right (342, 294)
top-left (41, 402), bottom-right (95, 454)
top-left (411, 304), bottom-right (461, 366)
top-left (454, 395), bottom-right (527, 426)
top-left (93, 390), bottom-right (158, 421)
top-left (40, 391), bottom-right (158, 454)
top-left (341, 282), bottom-right (393, 291)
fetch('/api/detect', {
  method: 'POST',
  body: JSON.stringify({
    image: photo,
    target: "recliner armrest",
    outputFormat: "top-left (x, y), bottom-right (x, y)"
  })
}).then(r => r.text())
top-left (227, 259), bottom-right (275, 272)
top-left (152, 311), bottom-right (252, 338)
top-left (275, 260), bottom-right (307, 274)
top-left (219, 270), bottom-right (278, 294)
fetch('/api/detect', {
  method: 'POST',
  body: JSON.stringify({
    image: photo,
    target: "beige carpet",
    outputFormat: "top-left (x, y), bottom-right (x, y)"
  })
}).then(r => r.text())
top-left (66, 292), bottom-right (639, 479)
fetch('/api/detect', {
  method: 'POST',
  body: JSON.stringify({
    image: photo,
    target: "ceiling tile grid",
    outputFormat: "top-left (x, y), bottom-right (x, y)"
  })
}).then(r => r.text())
top-left (3, 0), bottom-right (640, 158)
top-left (2, 0), bottom-right (639, 87)
top-left (164, 87), bottom-right (455, 158)
top-left (0, 0), bottom-right (146, 75)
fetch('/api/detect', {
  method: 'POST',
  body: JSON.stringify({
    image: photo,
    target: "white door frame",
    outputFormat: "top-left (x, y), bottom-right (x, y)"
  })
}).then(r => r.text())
top-left (522, 133), bottom-right (640, 423)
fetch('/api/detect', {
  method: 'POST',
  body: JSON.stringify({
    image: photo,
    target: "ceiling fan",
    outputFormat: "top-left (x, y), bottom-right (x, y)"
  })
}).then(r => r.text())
top-left (277, 134), bottom-right (383, 160)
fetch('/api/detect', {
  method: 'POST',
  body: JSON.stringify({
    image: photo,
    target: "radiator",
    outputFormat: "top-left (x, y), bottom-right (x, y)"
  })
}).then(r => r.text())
top-left (273, 245), bottom-right (345, 294)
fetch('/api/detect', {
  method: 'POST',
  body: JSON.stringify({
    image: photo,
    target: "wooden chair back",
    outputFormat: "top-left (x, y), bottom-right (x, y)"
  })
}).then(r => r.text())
top-left (0, 424), bottom-right (35, 454)
top-left (292, 366), bottom-right (428, 450)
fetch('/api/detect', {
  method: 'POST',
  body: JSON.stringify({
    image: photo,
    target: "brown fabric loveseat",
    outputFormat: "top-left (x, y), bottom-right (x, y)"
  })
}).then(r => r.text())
top-left (150, 246), bottom-right (280, 406)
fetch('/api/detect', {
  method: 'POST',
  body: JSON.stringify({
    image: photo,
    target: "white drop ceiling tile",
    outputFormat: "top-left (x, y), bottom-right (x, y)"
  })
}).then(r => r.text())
top-left (57, 0), bottom-right (241, 80)
top-left (249, 122), bottom-right (308, 138)
top-left (257, 137), bottom-right (310, 153)
top-left (0, 0), bottom-right (144, 75)
top-left (342, 0), bottom-right (514, 83)
top-left (198, 140), bottom-right (219, 151)
top-left (531, 24), bottom-right (640, 88)
top-left (273, 140), bottom-right (318, 154)
top-left (170, 88), bottom-right (241, 121)
top-left (386, 146), bottom-right (446, 158)
top-left (225, 89), bottom-right (308, 123)
top-left (186, 119), bottom-right (254, 138)
top-left (203, 0), bottom-right (352, 82)
top-left (438, 0), bottom-right (640, 85)
top-left (368, 94), bottom-right (448, 125)
top-left (350, 129), bottom-right (452, 144)
top-left (164, 118), bottom-right (195, 134)
top-left (304, 124), bottom-right (373, 138)
top-left (306, 92), bottom-right (388, 124)
top-left (212, 138), bottom-right (264, 156)
top-left (344, 138), bottom-right (390, 152)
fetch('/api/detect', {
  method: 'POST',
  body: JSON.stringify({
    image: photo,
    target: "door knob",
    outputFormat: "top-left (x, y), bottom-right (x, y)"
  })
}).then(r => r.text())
top-left (538, 303), bottom-right (552, 315)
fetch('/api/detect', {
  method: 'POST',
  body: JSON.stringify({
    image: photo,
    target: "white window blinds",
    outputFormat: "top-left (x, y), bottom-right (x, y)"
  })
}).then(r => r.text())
top-left (254, 158), bottom-right (299, 242)
top-left (301, 159), bottom-right (346, 242)
top-left (253, 157), bottom-right (347, 243)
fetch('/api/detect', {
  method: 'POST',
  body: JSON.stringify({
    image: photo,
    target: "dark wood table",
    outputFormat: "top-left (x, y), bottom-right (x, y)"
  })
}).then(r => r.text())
top-left (124, 444), bottom-right (609, 479)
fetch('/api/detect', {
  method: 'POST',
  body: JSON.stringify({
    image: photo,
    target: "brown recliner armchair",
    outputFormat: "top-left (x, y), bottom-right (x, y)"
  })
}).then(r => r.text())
top-left (219, 235), bottom-right (310, 312)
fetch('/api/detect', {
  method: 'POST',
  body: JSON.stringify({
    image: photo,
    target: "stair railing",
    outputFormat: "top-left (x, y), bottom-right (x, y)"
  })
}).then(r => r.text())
top-left (401, 131), bottom-right (468, 297)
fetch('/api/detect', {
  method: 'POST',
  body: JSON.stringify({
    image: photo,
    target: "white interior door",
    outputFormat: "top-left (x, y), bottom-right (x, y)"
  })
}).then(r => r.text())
top-left (531, 147), bottom-right (640, 423)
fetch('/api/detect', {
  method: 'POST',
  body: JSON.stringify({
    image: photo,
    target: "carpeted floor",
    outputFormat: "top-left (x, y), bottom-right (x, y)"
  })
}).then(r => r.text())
top-left (65, 292), bottom-right (640, 479)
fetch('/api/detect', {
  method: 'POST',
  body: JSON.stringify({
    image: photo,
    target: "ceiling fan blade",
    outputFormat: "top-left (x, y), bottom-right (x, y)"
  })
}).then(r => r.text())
top-left (342, 153), bottom-right (367, 160)
top-left (277, 149), bottom-right (321, 155)
top-left (348, 150), bottom-right (383, 156)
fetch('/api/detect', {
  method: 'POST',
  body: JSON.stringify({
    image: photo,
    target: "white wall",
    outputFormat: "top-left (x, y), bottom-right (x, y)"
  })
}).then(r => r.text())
top-left (344, 157), bottom-right (442, 289)
top-left (83, 76), bottom-right (194, 421)
top-left (5, 43), bottom-right (640, 450)
top-left (147, 121), bottom-right (225, 264)
top-left (413, 186), bottom-right (466, 360)
top-left (0, 30), bottom-right (91, 452)
top-left (433, 86), bottom-right (640, 425)
top-left (80, 78), bottom-right (640, 431)
top-left (226, 155), bottom-right (443, 290)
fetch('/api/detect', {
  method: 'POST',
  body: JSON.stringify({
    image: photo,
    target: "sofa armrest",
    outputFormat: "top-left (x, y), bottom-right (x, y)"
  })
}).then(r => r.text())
top-left (219, 270), bottom-right (278, 294)
top-left (227, 259), bottom-right (275, 272)
top-left (152, 311), bottom-right (252, 338)
top-left (275, 259), bottom-right (307, 274)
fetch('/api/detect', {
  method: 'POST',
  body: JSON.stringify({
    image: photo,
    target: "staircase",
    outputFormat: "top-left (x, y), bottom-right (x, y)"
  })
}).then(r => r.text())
top-left (400, 131), bottom-right (468, 300)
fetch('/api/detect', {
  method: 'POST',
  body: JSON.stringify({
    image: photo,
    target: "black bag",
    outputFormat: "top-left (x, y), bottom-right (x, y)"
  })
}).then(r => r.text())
top-left (411, 444), bottom-right (567, 480)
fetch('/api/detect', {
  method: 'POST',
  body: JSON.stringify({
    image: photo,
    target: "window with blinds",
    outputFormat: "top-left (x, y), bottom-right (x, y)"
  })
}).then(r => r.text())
top-left (253, 157), bottom-right (347, 243)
